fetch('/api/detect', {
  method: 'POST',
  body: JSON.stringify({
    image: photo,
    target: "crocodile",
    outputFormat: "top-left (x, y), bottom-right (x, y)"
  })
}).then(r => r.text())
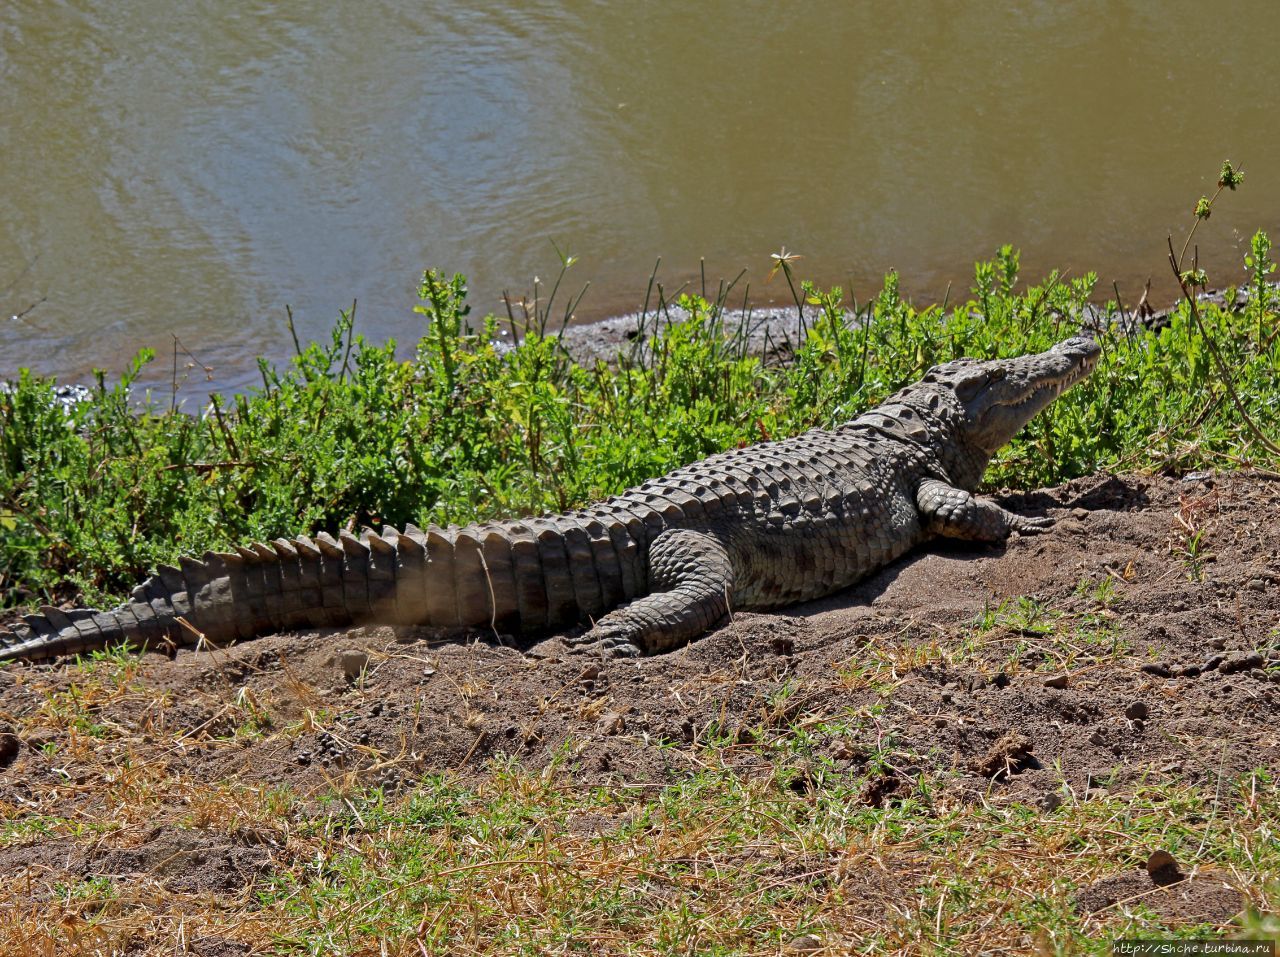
top-left (0, 336), bottom-right (1100, 664)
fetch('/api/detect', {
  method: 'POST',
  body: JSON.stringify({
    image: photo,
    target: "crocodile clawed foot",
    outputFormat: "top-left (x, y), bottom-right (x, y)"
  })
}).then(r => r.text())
top-left (598, 635), bottom-right (644, 658)
top-left (564, 627), bottom-right (644, 659)
top-left (1013, 515), bottom-right (1055, 535)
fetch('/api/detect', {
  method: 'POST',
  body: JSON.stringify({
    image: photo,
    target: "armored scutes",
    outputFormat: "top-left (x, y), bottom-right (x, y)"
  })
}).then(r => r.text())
top-left (0, 337), bottom-right (1100, 662)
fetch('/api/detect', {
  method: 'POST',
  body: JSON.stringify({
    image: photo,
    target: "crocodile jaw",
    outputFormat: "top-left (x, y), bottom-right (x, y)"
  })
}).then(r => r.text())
top-left (965, 336), bottom-right (1101, 453)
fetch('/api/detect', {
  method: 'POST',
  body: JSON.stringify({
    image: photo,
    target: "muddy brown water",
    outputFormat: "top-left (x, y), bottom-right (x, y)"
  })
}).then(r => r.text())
top-left (3, 2), bottom-right (1280, 395)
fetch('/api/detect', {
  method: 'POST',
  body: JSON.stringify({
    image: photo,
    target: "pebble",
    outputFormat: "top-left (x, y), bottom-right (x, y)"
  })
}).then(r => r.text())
top-left (1202, 654), bottom-right (1225, 672)
top-left (598, 711), bottom-right (626, 735)
top-left (1220, 653), bottom-right (1264, 675)
top-left (1043, 674), bottom-right (1069, 689)
top-left (0, 733), bottom-right (19, 768)
top-left (1125, 701), bottom-right (1149, 720)
top-left (1208, 637), bottom-right (1227, 651)
top-left (337, 649), bottom-right (370, 681)
top-left (786, 935), bottom-right (823, 953)
top-left (1146, 849), bottom-right (1183, 885)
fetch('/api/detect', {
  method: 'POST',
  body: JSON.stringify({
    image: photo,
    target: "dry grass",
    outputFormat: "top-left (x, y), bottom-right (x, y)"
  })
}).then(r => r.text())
top-left (1, 637), bottom-right (1277, 957)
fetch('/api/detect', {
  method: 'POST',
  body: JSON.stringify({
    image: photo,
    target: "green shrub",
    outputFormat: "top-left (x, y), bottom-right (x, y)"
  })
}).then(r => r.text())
top-left (2, 239), bottom-right (1278, 609)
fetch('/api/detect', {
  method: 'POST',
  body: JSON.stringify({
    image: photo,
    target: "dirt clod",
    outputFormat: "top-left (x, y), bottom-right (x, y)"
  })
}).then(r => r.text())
top-left (970, 731), bottom-right (1035, 780)
top-left (1146, 849), bottom-right (1183, 886)
top-left (1124, 701), bottom-right (1149, 721)
top-left (859, 769), bottom-right (906, 808)
top-left (786, 934), bottom-right (823, 953)
top-left (1220, 653), bottom-right (1263, 674)
top-left (598, 711), bottom-right (626, 735)
top-left (0, 732), bottom-right (18, 770)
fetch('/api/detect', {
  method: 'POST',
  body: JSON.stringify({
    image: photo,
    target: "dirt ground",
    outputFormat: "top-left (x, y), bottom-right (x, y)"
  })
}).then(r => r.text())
top-left (2, 469), bottom-right (1277, 932)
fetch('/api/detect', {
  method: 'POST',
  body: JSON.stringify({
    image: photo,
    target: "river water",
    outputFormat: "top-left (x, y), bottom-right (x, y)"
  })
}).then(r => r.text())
top-left (3, 1), bottom-right (1279, 394)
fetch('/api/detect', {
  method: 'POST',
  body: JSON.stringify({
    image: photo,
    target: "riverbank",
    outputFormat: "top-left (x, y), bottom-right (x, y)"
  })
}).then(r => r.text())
top-left (551, 284), bottom-right (1261, 368)
top-left (2, 469), bottom-right (1277, 952)
top-left (3, 247), bottom-right (1280, 951)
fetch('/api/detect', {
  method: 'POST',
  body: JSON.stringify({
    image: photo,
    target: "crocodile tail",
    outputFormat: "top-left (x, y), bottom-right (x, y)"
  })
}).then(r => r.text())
top-left (0, 528), bottom-right (389, 664)
top-left (0, 515), bottom-right (647, 664)
top-left (0, 551), bottom-right (256, 663)
top-left (0, 559), bottom-right (216, 663)
top-left (0, 604), bottom-right (153, 663)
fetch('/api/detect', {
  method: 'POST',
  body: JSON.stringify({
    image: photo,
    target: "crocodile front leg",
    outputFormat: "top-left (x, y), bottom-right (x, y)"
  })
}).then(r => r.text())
top-left (568, 529), bottom-right (734, 657)
top-left (916, 478), bottom-right (1053, 541)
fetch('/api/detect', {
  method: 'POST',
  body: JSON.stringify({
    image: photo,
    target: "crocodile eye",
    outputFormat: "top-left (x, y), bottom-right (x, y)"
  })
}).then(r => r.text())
top-left (954, 371), bottom-right (988, 400)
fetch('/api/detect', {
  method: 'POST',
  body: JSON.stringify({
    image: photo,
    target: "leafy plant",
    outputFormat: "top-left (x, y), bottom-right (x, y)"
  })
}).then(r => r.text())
top-left (1, 193), bottom-right (1278, 610)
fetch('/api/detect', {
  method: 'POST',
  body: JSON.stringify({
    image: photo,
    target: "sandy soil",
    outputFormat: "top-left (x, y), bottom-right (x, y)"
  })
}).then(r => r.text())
top-left (1, 469), bottom-right (1276, 928)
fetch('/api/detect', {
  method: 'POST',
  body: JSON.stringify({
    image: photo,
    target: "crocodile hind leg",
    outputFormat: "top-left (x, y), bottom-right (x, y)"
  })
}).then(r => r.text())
top-left (568, 529), bottom-right (734, 657)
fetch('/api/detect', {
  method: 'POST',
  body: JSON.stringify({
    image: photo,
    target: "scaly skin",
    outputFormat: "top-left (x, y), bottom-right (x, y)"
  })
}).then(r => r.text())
top-left (0, 337), bottom-right (1100, 662)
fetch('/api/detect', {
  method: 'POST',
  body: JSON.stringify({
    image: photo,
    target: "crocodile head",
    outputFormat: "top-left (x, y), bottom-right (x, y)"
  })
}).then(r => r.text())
top-left (924, 336), bottom-right (1101, 455)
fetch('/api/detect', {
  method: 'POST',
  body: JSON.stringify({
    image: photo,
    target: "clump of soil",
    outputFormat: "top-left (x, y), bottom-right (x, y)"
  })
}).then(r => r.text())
top-left (0, 825), bottom-right (273, 899)
top-left (1074, 848), bottom-right (1244, 926)
top-left (968, 730), bottom-right (1036, 780)
top-left (2, 470), bottom-right (1278, 928)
